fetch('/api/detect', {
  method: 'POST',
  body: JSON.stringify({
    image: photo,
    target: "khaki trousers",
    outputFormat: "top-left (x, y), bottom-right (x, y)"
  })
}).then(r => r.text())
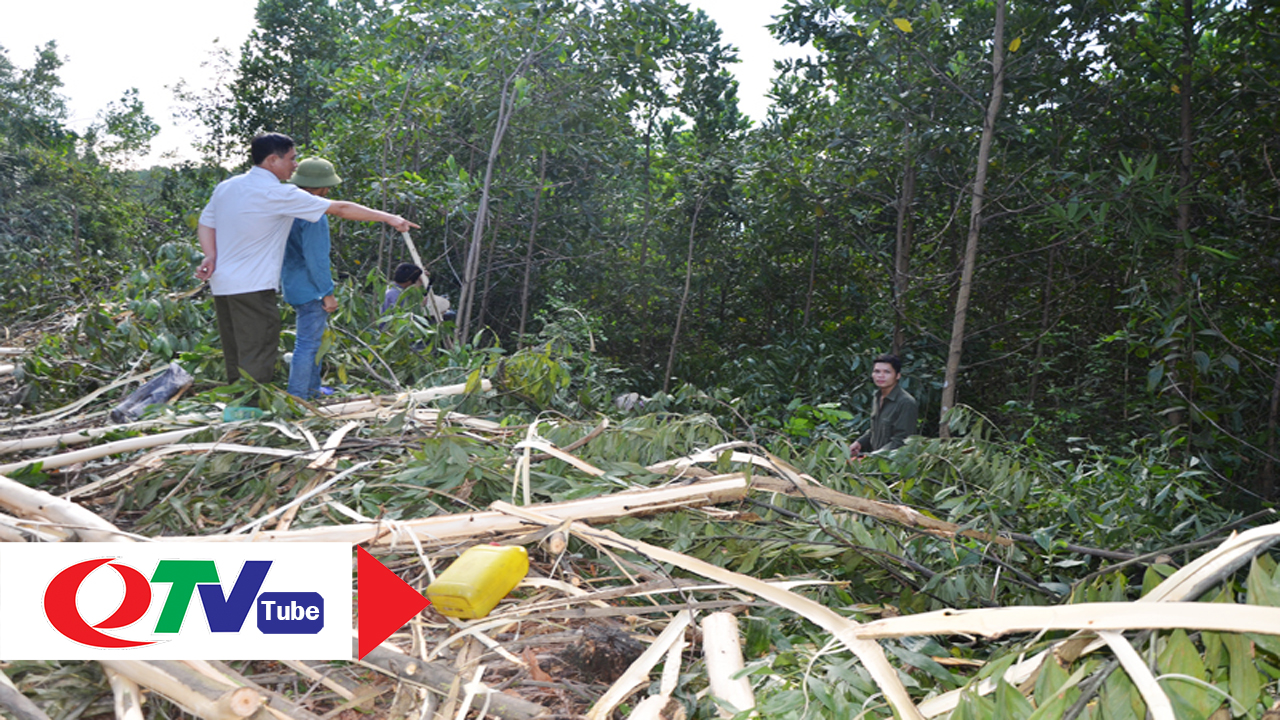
top-left (214, 290), bottom-right (280, 384)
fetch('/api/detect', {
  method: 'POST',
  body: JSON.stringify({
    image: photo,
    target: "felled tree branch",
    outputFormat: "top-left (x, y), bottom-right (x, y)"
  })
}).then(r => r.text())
top-left (169, 474), bottom-right (750, 545)
top-left (0, 671), bottom-right (52, 720)
top-left (356, 642), bottom-right (547, 720)
top-left (0, 472), bottom-right (131, 542)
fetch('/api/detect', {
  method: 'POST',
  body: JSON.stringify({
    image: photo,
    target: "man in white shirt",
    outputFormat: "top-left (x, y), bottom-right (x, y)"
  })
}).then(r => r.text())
top-left (195, 133), bottom-right (418, 385)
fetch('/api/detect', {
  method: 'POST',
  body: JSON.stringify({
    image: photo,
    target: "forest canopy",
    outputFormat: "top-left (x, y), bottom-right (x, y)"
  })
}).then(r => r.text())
top-left (5, 0), bottom-right (1278, 500)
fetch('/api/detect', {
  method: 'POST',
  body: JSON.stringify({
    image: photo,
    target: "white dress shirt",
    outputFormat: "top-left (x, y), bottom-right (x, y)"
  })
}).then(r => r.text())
top-left (199, 166), bottom-right (332, 296)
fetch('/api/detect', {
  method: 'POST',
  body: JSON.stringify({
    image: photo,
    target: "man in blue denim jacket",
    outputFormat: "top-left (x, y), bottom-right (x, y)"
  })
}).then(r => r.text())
top-left (280, 158), bottom-right (343, 400)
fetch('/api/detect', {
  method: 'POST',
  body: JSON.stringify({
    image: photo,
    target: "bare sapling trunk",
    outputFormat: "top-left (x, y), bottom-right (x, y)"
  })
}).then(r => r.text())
top-left (478, 217), bottom-right (501, 332)
top-left (1166, 0), bottom-right (1195, 432)
top-left (892, 38), bottom-right (916, 355)
top-left (892, 142), bottom-right (916, 355)
top-left (939, 0), bottom-right (1007, 437)
top-left (518, 150), bottom-right (548, 346)
top-left (663, 196), bottom-right (707, 394)
top-left (457, 50), bottom-right (540, 342)
top-left (1027, 246), bottom-right (1056, 404)
top-left (1264, 357), bottom-right (1280, 498)
top-left (803, 217), bottom-right (820, 328)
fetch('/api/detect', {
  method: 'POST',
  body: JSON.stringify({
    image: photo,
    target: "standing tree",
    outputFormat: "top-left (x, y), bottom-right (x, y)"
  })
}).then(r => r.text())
top-left (939, 0), bottom-right (1008, 435)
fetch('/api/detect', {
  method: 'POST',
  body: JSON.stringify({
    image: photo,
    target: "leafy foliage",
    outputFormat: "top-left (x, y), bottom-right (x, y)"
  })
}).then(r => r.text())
top-left (4, 4), bottom-right (1280, 713)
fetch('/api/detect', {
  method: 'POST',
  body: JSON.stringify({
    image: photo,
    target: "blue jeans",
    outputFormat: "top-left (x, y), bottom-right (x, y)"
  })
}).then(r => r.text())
top-left (288, 299), bottom-right (328, 399)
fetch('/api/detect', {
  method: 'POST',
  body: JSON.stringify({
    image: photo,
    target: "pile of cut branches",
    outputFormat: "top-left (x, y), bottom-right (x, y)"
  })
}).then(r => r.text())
top-left (2, 362), bottom-right (1279, 720)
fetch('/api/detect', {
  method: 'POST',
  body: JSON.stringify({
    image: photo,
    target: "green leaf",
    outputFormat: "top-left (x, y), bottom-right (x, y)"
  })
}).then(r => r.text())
top-left (1034, 657), bottom-right (1071, 706)
top-left (1028, 662), bottom-right (1091, 720)
top-left (1246, 557), bottom-right (1280, 607)
top-left (1158, 630), bottom-right (1217, 719)
top-left (1100, 670), bottom-right (1145, 720)
top-left (993, 678), bottom-right (1034, 719)
top-left (1146, 363), bottom-right (1164, 391)
top-left (952, 688), bottom-right (997, 720)
top-left (1223, 632), bottom-right (1262, 711)
top-left (887, 643), bottom-right (960, 688)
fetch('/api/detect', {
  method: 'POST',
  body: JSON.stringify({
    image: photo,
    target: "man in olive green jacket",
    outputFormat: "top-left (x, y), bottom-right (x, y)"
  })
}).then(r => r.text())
top-left (851, 353), bottom-right (918, 455)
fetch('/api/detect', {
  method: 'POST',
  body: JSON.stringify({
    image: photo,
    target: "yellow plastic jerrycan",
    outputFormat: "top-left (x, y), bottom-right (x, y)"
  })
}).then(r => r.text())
top-left (427, 544), bottom-right (529, 619)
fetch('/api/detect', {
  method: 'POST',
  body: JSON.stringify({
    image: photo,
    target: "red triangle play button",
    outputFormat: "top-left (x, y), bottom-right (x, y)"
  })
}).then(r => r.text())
top-left (356, 546), bottom-right (431, 660)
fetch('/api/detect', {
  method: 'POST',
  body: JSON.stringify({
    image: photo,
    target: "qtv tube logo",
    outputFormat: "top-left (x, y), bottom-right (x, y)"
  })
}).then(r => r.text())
top-left (0, 544), bottom-right (350, 660)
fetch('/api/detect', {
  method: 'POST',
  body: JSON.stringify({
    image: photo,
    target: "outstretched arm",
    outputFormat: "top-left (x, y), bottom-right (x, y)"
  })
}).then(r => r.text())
top-left (326, 202), bottom-right (420, 233)
top-left (195, 223), bottom-right (216, 280)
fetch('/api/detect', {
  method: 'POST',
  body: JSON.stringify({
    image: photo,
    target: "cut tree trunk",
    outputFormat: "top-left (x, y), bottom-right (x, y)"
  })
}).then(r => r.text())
top-left (358, 642), bottom-right (547, 720)
top-left (701, 612), bottom-right (755, 717)
top-left (169, 474), bottom-right (749, 544)
top-left (0, 472), bottom-right (131, 542)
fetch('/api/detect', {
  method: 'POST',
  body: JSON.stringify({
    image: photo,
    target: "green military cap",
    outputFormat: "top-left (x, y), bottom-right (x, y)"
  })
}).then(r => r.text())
top-left (287, 158), bottom-right (342, 188)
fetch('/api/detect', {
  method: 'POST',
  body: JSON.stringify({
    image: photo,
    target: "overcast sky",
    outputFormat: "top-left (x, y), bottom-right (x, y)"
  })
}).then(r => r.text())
top-left (1, 0), bottom-right (809, 165)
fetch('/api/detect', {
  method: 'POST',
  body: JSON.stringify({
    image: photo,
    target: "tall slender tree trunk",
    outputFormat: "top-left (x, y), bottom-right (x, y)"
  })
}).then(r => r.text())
top-left (378, 133), bottom-right (390, 279)
top-left (1166, 0), bottom-right (1196, 432)
top-left (1028, 246), bottom-right (1056, 404)
top-left (1264, 358), bottom-right (1280, 499)
top-left (892, 137), bottom-right (916, 355)
top-left (639, 110), bottom-right (655, 267)
top-left (803, 216), bottom-right (820, 329)
top-left (939, 0), bottom-right (1006, 437)
top-left (518, 150), bottom-right (548, 348)
top-left (478, 217), bottom-right (501, 335)
top-left (457, 51), bottom-right (538, 342)
top-left (663, 196), bottom-right (707, 395)
top-left (891, 40), bottom-right (916, 356)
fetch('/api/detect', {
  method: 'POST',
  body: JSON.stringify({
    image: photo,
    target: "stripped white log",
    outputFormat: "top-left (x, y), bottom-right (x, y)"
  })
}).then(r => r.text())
top-left (62, 444), bottom-right (322, 501)
top-left (412, 409), bottom-right (505, 431)
top-left (0, 511), bottom-right (70, 542)
top-left (167, 474), bottom-right (748, 544)
top-left (1142, 522), bottom-right (1280, 603)
top-left (585, 610), bottom-right (693, 720)
top-left (316, 381), bottom-right (490, 419)
top-left (853, 602), bottom-right (1280, 640)
top-left (917, 520), bottom-right (1280, 717)
top-left (100, 661), bottom-right (264, 720)
top-left (0, 511), bottom-right (36, 542)
top-left (0, 425), bottom-right (216, 476)
top-left (493, 502), bottom-right (924, 720)
top-left (629, 630), bottom-right (689, 720)
top-left (0, 364), bottom-right (14, 376)
top-left (513, 438), bottom-right (606, 477)
top-left (0, 473), bottom-right (132, 542)
top-left (0, 415), bottom-right (217, 456)
top-left (701, 613), bottom-right (755, 717)
top-left (1097, 631), bottom-right (1175, 720)
top-left (104, 666), bottom-right (147, 720)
